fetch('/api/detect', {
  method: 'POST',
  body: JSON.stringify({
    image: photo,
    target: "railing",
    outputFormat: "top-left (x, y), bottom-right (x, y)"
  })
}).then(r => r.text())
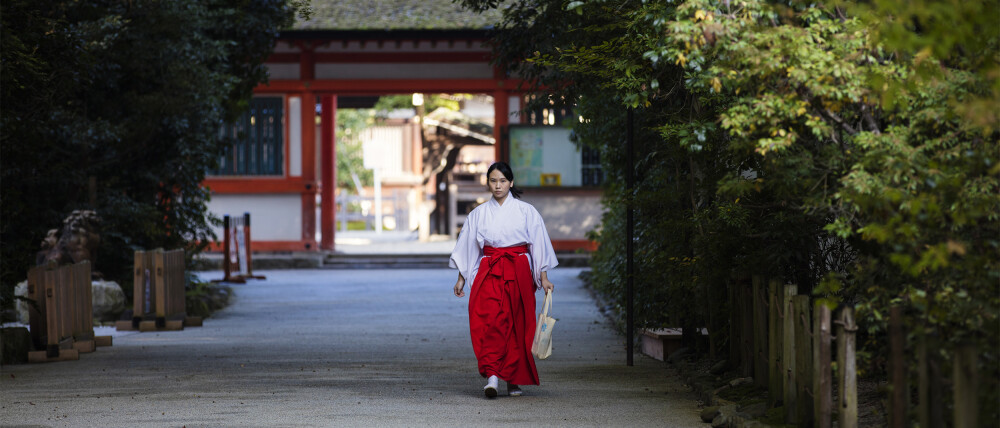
top-left (727, 276), bottom-right (979, 427)
top-left (26, 261), bottom-right (112, 363)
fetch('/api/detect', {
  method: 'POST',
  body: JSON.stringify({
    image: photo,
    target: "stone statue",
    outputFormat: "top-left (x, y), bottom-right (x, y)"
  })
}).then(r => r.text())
top-left (36, 210), bottom-right (101, 277)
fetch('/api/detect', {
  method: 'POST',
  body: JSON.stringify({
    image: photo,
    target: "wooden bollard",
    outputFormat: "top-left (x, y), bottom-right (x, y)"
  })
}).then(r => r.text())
top-left (782, 285), bottom-right (797, 422)
top-left (813, 302), bottom-right (832, 428)
top-left (752, 277), bottom-right (768, 388)
top-left (836, 307), bottom-right (858, 428)
top-left (953, 343), bottom-right (978, 428)
top-left (792, 295), bottom-right (813, 425)
top-left (888, 306), bottom-right (906, 428)
top-left (767, 279), bottom-right (784, 408)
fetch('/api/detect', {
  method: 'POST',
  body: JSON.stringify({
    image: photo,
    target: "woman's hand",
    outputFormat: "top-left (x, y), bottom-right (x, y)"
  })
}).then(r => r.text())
top-left (540, 271), bottom-right (555, 294)
top-left (454, 273), bottom-right (466, 298)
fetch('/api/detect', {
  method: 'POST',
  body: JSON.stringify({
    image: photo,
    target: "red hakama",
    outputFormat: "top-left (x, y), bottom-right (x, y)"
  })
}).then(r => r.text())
top-left (468, 245), bottom-right (538, 385)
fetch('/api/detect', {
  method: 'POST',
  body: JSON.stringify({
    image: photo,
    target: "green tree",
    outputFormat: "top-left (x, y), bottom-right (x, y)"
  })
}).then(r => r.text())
top-left (1, 1), bottom-right (304, 305)
top-left (461, 0), bottom-right (998, 420)
top-left (336, 108), bottom-right (375, 193)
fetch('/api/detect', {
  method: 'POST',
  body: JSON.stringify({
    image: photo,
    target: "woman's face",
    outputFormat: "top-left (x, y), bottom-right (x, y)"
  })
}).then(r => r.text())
top-left (488, 169), bottom-right (512, 201)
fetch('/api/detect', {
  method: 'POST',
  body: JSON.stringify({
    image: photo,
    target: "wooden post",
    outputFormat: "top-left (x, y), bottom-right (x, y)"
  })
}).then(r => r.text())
top-left (741, 281), bottom-right (754, 377)
top-left (953, 343), bottom-right (978, 428)
top-left (888, 306), bottom-right (907, 428)
top-left (222, 215), bottom-right (232, 280)
top-left (793, 295), bottom-right (813, 426)
top-left (917, 332), bottom-right (929, 428)
top-left (730, 278), bottom-right (741, 373)
top-left (927, 334), bottom-right (945, 428)
top-left (782, 284), bottom-right (797, 423)
top-left (768, 279), bottom-right (783, 408)
top-left (154, 249), bottom-right (168, 328)
top-left (836, 307), bottom-right (858, 428)
top-left (753, 276), bottom-right (768, 388)
top-left (132, 250), bottom-right (147, 328)
top-left (813, 302), bottom-right (832, 428)
top-left (916, 331), bottom-right (947, 428)
top-left (241, 213), bottom-right (265, 280)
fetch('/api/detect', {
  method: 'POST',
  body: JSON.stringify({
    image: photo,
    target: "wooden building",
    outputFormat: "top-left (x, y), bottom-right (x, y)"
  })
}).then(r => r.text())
top-left (202, 1), bottom-right (602, 253)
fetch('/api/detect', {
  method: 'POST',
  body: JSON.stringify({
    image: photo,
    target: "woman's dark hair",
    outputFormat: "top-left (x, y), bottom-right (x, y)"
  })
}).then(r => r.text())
top-left (487, 161), bottom-right (523, 199)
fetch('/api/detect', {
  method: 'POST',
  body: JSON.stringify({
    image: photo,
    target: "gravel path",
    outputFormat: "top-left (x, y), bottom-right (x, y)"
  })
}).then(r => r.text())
top-left (1, 268), bottom-right (702, 427)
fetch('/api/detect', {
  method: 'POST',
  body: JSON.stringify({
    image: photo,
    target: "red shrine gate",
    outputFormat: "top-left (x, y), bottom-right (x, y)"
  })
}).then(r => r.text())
top-left (203, 30), bottom-right (602, 253)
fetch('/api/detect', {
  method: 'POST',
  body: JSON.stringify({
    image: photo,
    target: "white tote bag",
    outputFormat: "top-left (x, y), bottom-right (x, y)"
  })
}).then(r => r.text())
top-left (532, 291), bottom-right (556, 359)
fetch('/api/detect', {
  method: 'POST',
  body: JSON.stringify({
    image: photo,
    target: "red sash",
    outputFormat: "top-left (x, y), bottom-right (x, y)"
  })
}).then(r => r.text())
top-left (468, 245), bottom-right (539, 385)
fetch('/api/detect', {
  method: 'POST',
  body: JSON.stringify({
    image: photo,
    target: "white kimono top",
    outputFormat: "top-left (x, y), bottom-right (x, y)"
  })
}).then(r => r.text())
top-left (449, 196), bottom-right (559, 289)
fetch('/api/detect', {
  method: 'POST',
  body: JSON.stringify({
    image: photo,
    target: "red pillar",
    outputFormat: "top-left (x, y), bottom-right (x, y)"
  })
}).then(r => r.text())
top-left (320, 95), bottom-right (337, 251)
top-left (493, 90), bottom-right (508, 162)
top-left (299, 42), bottom-right (318, 250)
top-left (300, 91), bottom-right (317, 249)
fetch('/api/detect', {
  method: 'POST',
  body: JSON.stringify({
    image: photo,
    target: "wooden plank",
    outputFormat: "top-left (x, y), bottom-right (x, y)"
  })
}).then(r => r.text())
top-left (139, 320), bottom-right (159, 332)
top-left (953, 344), bottom-right (978, 428)
top-left (27, 265), bottom-right (50, 351)
top-left (115, 320), bottom-right (136, 331)
top-left (184, 316), bottom-right (203, 327)
top-left (139, 319), bottom-right (183, 332)
top-left (888, 306), bottom-right (906, 428)
top-left (793, 295), bottom-right (813, 426)
top-left (170, 249), bottom-right (186, 319)
top-left (154, 249), bottom-right (167, 327)
top-left (768, 279), bottom-right (783, 408)
top-left (74, 263), bottom-right (94, 342)
top-left (72, 340), bottom-right (95, 353)
top-left (837, 307), bottom-right (858, 428)
top-left (58, 265), bottom-right (74, 347)
top-left (164, 319), bottom-right (184, 331)
top-left (782, 284), bottom-right (797, 423)
top-left (80, 262), bottom-right (94, 337)
top-left (753, 276), bottom-right (768, 388)
top-left (95, 335), bottom-right (113, 347)
top-left (28, 348), bottom-right (79, 363)
top-left (813, 302), bottom-right (832, 428)
top-left (133, 250), bottom-right (147, 326)
top-left (43, 268), bottom-right (61, 357)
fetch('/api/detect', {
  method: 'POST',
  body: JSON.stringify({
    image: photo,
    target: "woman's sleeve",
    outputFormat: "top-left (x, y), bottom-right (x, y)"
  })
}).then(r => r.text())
top-left (449, 209), bottom-right (481, 283)
top-left (527, 206), bottom-right (559, 288)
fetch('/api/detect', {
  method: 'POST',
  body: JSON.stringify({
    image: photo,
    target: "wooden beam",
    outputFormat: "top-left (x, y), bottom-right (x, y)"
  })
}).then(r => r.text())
top-left (203, 177), bottom-right (317, 194)
top-left (256, 79), bottom-right (523, 94)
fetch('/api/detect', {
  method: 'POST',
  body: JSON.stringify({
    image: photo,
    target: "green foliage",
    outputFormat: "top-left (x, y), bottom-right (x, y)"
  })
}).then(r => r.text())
top-left (1, 1), bottom-right (300, 304)
top-left (336, 109), bottom-right (375, 192)
top-left (465, 0), bottom-right (998, 419)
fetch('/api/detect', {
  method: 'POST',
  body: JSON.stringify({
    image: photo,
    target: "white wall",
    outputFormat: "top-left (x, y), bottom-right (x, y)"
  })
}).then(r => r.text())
top-left (520, 193), bottom-right (603, 240)
top-left (207, 194), bottom-right (302, 241)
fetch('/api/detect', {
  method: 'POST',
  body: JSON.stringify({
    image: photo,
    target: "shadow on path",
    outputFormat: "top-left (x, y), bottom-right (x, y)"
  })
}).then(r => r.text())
top-left (0, 268), bottom-right (701, 427)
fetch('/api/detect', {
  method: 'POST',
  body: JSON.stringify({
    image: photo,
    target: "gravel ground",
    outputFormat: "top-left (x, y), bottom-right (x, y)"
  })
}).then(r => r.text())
top-left (0, 268), bottom-right (702, 427)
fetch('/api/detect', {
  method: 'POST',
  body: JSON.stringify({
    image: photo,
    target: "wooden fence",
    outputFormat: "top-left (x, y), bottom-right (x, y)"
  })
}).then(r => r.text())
top-left (118, 248), bottom-right (199, 331)
top-left (729, 276), bottom-right (981, 427)
top-left (26, 261), bottom-right (112, 363)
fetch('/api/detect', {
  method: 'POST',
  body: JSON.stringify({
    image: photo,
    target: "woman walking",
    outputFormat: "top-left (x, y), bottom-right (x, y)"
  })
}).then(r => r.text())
top-left (450, 161), bottom-right (558, 398)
